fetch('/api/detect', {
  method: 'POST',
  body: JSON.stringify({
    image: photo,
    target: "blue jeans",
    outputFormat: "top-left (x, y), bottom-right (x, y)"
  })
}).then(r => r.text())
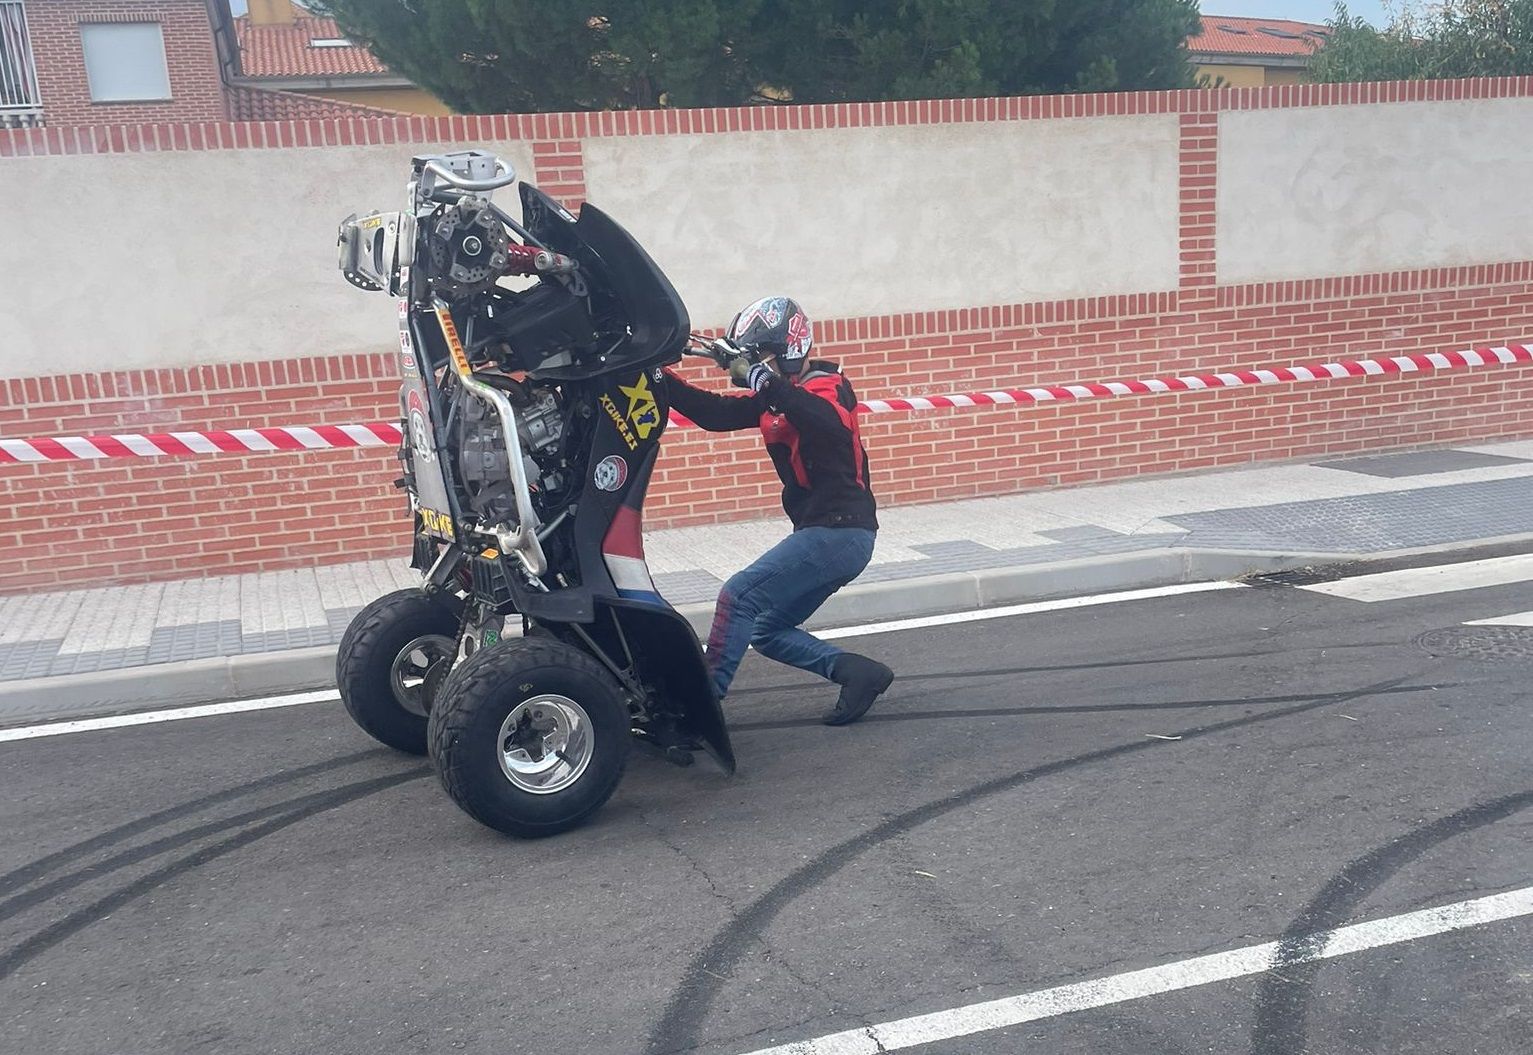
top-left (705, 527), bottom-right (876, 698)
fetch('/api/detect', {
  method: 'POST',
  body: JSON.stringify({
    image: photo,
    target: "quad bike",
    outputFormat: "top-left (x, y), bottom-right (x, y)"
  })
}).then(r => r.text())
top-left (333, 150), bottom-right (738, 838)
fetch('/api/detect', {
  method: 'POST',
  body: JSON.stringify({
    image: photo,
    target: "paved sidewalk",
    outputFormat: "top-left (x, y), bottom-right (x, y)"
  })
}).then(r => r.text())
top-left (6, 438), bottom-right (1533, 691)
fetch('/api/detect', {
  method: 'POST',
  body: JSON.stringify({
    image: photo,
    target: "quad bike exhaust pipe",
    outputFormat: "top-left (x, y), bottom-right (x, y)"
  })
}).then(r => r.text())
top-left (433, 303), bottom-right (548, 578)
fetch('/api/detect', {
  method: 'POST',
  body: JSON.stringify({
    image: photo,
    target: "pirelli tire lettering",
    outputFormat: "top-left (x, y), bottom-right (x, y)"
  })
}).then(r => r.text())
top-left (435, 306), bottom-right (474, 376)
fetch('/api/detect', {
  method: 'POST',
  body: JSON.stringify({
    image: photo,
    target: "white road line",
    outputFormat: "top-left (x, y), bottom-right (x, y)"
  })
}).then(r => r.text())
top-left (819, 581), bottom-right (1244, 640)
top-left (0, 581), bottom-right (1243, 743)
top-left (0, 690), bottom-right (339, 744)
top-left (1465, 610), bottom-right (1533, 627)
top-left (737, 885), bottom-right (1533, 1055)
top-left (1298, 553), bottom-right (1533, 603)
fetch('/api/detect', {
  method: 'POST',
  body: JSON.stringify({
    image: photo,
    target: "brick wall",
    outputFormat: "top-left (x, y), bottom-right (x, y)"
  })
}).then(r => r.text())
top-left (531, 139), bottom-right (587, 207)
top-left (650, 271), bottom-right (1533, 522)
top-left (0, 355), bottom-right (401, 591)
top-left (2, 78), bottom-right (1533, 593)
top-left (26, 0), bottom-right (225, 126)
top-left (2, 266), bottom-right (1530, 594)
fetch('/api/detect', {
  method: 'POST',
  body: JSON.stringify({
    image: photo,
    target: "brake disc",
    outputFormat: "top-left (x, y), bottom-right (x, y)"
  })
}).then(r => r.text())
top-left (426, 197), bottom-right (511, 298)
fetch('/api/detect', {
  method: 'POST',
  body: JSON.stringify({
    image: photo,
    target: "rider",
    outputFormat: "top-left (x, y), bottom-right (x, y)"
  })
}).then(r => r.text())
top-left (662, 296), bottom-right (894, 725)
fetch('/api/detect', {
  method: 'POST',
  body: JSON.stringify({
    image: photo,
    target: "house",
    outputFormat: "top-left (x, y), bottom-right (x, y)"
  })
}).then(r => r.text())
top-left (2, 0), bottom-right (229, 128)
top-left (221, 0), bottom-right (448, 117)
top-left (0, 0), bottom-right (442, 129)
top-left (1189, 15), bottom-right (1329, 88)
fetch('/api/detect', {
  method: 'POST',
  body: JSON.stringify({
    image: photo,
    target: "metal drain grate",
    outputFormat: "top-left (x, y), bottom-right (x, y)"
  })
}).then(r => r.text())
top-left (1416, 626), bottom-right (1533, 662)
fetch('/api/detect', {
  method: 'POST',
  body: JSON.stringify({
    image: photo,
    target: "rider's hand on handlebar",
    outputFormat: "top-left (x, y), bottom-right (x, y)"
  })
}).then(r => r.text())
top-left (727, 356), bottom-right (753, 388)
top-left (728, 357), bottom-right (774, 392)
top-left (711, 337), bottom-right (744, 363)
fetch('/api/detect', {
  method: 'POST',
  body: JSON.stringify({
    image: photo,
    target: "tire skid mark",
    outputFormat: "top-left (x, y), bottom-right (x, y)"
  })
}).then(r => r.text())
top-left (1248, 787), bottom-right (1533, 1055)
top-left (724, 643), bottom-right (1396, 699)
top-left (0, 768), bottom-right (429, 982)
top-left (642, 672), bottom-right (1435, 1055)
top-left (0, 764), bottom-right (424, 925)
top-left (728, 683), bottom-right (1451, 733)
top-left (0, 748), bottom-right (385, 900)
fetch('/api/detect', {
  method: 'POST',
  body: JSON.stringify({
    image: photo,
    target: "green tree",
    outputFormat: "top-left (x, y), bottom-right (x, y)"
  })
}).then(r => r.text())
top-left (311, 0), bottom-right (1202, 113)
top-left (741, 0), bottom-right (1200, 103)
top-left (1310, 0), bottom-right (1533, 83)
top-left (306, 2), bottom-right (749, 112)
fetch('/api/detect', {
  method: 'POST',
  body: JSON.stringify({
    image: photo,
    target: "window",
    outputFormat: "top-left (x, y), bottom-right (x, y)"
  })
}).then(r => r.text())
top-left (79, 22), bottom-right (171, 102)
top-left (309, 38), bottom-right (354, 48)
top-left (1, 1), bottom-right (44, 111)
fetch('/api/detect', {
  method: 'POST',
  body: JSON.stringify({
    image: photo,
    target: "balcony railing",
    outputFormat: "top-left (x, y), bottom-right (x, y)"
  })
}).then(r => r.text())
top-left (0, 1), bottom-right (42, 128)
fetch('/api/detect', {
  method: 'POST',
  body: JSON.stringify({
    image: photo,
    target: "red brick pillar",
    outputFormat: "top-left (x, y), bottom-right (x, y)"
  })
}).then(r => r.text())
top-left (531, 139), bottom-right (587, 209)
top-left (1177, 107), bottom-right (1219, 304)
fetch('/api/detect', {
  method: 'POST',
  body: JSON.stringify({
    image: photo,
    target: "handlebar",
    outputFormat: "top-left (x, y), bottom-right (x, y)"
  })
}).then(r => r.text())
top-left (685, 333), bottom-right (739, 367)
top-left (421, 156), bottom-right (517, 193)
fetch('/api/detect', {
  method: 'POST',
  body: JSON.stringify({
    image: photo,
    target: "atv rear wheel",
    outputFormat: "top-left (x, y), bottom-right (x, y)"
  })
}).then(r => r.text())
top-left (428, 638), bottom-right (631, 838)
top-left (336, 589), bottom-right (460, 755)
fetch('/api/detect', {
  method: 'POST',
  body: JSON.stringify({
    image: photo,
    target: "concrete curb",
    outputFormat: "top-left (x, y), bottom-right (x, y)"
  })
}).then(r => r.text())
top-left (0, 646), bottom-right (341, 727)
top-left (0, 539), bottom-right (1514, 729)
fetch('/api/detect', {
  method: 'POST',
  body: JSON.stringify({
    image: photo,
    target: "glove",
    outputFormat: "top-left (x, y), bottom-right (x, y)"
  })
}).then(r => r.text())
top-left (726, 355), bottom-right (751, 387)
top-left (726, 356), bottom-right (772, 391)
top-left (710, 336), bottom-right (744, 361)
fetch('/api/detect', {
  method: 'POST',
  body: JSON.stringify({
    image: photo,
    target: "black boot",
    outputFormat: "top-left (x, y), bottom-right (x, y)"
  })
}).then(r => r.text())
top-left (824, 653), bottom-right (894, 726)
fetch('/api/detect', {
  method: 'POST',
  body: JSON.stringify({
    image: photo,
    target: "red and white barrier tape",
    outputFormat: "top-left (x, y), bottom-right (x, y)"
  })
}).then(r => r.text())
top-left (857, 342), bottom-right (1531, 413)
top-left (2, 343), bottom-right (1528, 464)
top-left (0, 423), bottom-right (403, 463)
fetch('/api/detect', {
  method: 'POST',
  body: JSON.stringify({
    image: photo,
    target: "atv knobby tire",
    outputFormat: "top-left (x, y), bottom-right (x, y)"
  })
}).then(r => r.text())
top-left (336, 589), bottom-right (460, 755)
top-left (428, 638), bottom-right (631, 838)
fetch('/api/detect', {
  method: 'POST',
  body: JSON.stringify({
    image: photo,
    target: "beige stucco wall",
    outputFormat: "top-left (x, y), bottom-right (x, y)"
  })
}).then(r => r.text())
top-left (582, 115), bottom-right (1182, 326)
top-left (0, 141), bottom-right (534, 377)
top-left (8, 93), bottom-right (1529, 381)
top-left (1217, 97), bottom-right (1533, 285)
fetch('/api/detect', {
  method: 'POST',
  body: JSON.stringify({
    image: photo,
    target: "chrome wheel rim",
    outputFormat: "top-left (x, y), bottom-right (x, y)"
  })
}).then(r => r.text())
top-left (497, 694), bottom-right (593, 795)
top-left (389, 634), bottom-right (456, 717)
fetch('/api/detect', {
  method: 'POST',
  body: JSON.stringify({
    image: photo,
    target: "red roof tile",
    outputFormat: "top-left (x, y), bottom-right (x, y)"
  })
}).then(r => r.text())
top-left (226, 84), bottom-right (405, 120)
top-left (235, 14), bottom-right (390, 78)
top-left (1190, 15), bottom-right (1329, 58)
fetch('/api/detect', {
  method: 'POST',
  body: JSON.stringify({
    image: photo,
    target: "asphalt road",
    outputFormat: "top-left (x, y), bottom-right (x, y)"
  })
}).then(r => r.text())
top-left (2, 556), bottom-right (1531, 1055)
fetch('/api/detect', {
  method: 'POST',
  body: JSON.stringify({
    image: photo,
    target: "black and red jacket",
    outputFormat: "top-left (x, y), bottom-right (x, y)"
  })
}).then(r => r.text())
top-left (663, 360), bottom-right (878, 532)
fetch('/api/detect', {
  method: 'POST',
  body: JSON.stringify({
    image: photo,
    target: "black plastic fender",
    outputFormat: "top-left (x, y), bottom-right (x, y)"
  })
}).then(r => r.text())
top-left (600, 598), bottom-right (736, 774)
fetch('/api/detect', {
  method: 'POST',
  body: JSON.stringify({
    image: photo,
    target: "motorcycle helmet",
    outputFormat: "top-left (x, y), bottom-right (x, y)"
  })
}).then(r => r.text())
top-left (726, 296), bottom-right (813, 376)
